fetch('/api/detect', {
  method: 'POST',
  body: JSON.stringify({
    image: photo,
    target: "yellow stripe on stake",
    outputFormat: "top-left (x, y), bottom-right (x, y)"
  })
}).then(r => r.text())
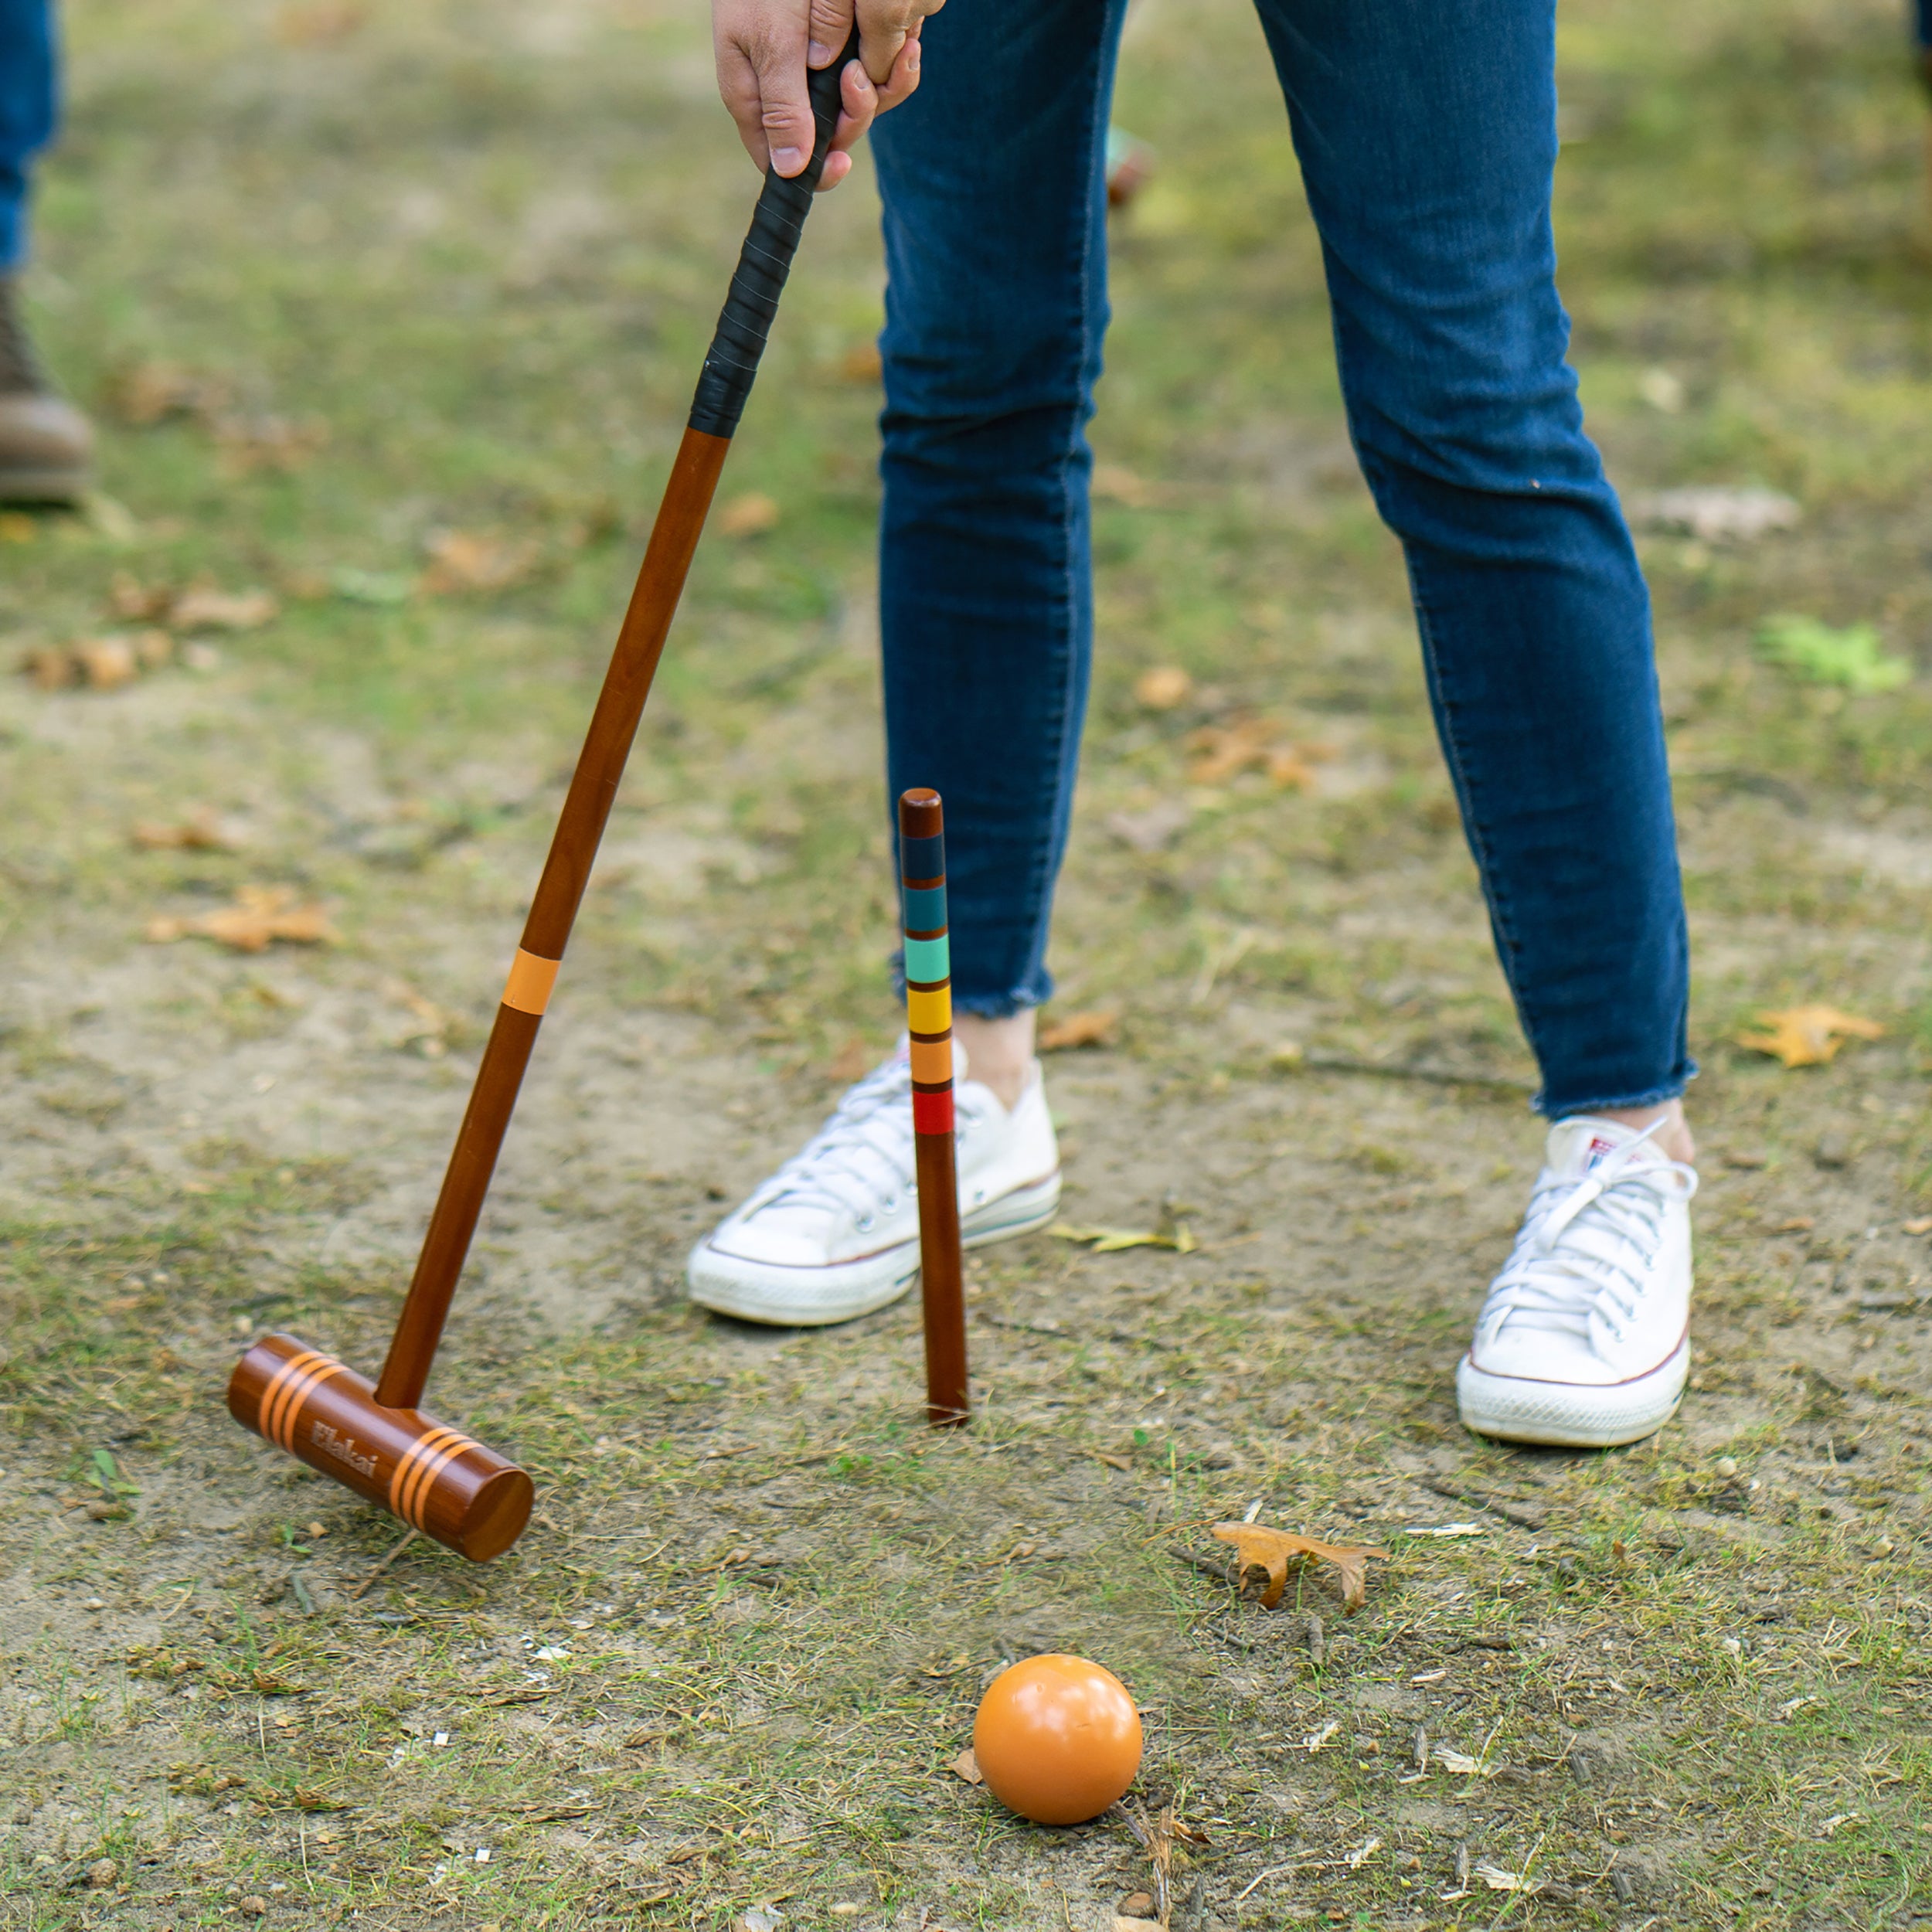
top-left (906, 985), bottom-right (951, 1036)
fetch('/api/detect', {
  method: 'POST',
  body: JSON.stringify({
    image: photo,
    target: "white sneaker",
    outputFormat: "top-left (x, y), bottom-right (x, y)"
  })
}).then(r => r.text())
top-left (1458, 1115), bottom-right (1697, 1447)
top-left (686, 1044), bottom-right (1061, 1326)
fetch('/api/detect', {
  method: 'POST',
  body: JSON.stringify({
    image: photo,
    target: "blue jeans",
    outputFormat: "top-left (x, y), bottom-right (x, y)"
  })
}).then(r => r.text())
top-left (0, 0), bottom-right (55, 272)
top-left (871, 0), bottom-right (1694, 1120)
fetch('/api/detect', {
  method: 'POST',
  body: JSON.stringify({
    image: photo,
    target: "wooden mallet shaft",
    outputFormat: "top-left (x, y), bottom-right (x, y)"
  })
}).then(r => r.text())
top-left (226, 36), bottom-right (863, 1558)
top-left (900, 787), bottom-right (970, 1427)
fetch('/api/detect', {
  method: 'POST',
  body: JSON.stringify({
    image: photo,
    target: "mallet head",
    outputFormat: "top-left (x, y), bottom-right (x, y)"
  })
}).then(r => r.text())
top-left (228, 1332), bottom-right (533, 1563)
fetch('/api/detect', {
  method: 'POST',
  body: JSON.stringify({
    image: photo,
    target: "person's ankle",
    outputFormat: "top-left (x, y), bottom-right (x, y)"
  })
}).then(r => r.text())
top-left (1588, 1098), bottom-right (1695, 1167)
top-left (953, 1011), bottom-right (1037, 1113)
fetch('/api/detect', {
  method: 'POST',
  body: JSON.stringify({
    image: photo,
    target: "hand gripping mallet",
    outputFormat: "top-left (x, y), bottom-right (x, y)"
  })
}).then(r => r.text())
top-left (227, 40), bottom-right (862, 1562)
top-left (900, 788), bottom-right (969, 1427)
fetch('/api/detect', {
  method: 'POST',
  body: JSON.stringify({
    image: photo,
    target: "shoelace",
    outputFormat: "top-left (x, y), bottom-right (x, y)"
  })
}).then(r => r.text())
top-left (743, 1056), bottom-right (985, 1232)
top-left (1481, 1121), bottom-right (1698, 1345)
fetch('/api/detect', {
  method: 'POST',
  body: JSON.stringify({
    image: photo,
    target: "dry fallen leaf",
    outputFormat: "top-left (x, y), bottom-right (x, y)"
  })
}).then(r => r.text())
top-left (275, 0), bottom-right (367, 42)
top-left (1209, 1521), bottom-right (1389, 1614)
top-left (838, 343), bottom-right (883, 383)
top-left (384, 978), bottom-right (456, 1056)
top-left (420, 530), bottom-right (539, 596)
top-left (1107, 798), bottom-right (1193, 852)
top-left (22, 631), bottom-right (171, 691)
top-left (214, 413), bottom-right (328, 475)
top-left (1049, 1223), bottom-right (1198, 1255)
top-left (1133, 665), bottom-right (1192, 710)
top-left (949, 1747), bottom-right (983, 1786)
top-left (1039, 1009), bottom-right (1118, 1052)
top-left (131, 808), bottom-right (241, 852)
top-left (146, 886), bottom-right (339, 953)
top-left (109, 572), bottom-right (175, 621)
top-left (1184, 716), bottom-right (1329, 788)
top-left (1736, 1005), bottom-right (1883, 1069)
top-left (1090, 1451), bottom-right (1133, 1471)
top-left (1092, 463), bottom-right (1162, 508)
top-left (1433, 1747), bottom-right (1499, 1777)
top-left (1474, 1863), bottom-right (1543, 1894)
top-left (719, 492), bottom-right (781, 538)
top-left (107, 361), bottom-right (230, 427)
top-left (170, 587), bottom-right (279, 632)
top-left (22, 645), bottom-right (73, 689)
top-left (74, 637), bottom-right (140, 689)
top-left (1634, 486), bottom-right (1800, 543)
top-left (1903, 1216), bottom-right (1932, 1236)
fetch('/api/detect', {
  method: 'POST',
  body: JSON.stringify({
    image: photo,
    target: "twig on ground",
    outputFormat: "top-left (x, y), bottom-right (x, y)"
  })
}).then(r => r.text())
top-left (1422, 1477), bottom-right (1548, 1529)
top-left (350, 1526), bottom-right (419, 1600)
top-left (1290, 1053), bottom-right (1536, 1097)
top-left (1168, 1546), bottom-right (1236, 1587)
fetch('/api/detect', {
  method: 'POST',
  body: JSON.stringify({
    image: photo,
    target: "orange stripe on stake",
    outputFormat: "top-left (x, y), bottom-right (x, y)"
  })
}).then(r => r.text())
top-left (909, 1035), bottom-right (954, 1084)
top-left (501, 948), bottom-right (561, 1015)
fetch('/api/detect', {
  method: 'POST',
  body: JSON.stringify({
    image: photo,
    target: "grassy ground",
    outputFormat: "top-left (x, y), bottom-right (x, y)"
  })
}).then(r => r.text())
top-left (5, 0), bottom-right (1932, 1925)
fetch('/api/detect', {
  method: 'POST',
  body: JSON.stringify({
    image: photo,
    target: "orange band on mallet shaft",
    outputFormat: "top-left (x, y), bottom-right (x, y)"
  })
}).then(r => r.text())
top-left (502, 948), bottom-right (561, 1015)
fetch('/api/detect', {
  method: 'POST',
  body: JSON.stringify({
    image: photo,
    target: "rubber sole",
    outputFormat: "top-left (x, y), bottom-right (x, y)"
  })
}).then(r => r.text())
top-left (0, 466), bottom-right (90, 503)
top-left (688, 1172), bottom-right (1061, 1328)
top-left (1456, 1337), bottom-right (1689, 1448)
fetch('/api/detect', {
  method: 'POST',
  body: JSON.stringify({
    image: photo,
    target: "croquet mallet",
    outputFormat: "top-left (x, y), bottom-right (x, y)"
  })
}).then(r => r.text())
top-left (900, 787), bottom-right (969, 1427)
top-left (227, 38), bottom-right (862, 1562)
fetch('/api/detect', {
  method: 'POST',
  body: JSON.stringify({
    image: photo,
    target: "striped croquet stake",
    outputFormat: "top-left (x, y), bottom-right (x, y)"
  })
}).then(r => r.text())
top-left (900, 787), bottom-right (969, 1427)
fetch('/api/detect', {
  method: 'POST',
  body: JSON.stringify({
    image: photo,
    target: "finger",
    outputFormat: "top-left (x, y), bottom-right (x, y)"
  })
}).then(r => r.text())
top-left (870, 29), bottom-right (922, 114)
top-left (805, 0), bottom-right (855, 68)
top-left (715, 44), bottom-right (773, 169)
top-left (751, 37), bottom-right (818, 176)
top-left (854, 0), bottom-right (910, 85)
top-left (828, 58), bottom-right (879, 151)
top-left (816, 151), bottom-right (853, 192)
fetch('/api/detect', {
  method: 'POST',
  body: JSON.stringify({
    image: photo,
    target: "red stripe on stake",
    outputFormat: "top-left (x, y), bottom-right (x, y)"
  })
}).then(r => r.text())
top-left (912, 1087), bottom-right (955, 1135)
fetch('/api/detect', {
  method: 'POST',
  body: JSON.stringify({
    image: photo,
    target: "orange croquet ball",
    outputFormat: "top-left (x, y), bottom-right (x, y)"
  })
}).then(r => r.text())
top-left (971, 1653), bottom-right (1143, 1825)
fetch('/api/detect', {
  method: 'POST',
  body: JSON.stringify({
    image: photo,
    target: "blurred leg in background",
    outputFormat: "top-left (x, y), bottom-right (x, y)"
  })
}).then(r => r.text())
top-left (1917, 0), bottom-right (1932, 240)
top-left (1, 0), bottom-right (92, 502)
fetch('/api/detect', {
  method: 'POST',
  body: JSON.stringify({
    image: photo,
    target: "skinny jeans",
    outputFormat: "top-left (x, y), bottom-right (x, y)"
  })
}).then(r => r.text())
top-left (871, 0), bottom-right (1695, 1117)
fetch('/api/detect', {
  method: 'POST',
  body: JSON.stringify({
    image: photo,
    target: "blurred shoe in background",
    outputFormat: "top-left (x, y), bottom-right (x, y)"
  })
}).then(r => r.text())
top-left (0, 271), bottom-right (91, 501)
top-left (3, 0), bottom-right (91, 500)
top-left (1104, 127), bottom-right (1155, 212)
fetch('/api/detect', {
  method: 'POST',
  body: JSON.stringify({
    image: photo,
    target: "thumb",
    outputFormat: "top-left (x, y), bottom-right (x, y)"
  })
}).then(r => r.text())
top-left (752, 35), bottom-right (817, 176)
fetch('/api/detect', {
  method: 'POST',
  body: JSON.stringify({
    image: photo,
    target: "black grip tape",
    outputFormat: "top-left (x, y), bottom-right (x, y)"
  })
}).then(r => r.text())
top-left (689, 28), bottom-right (859, 438)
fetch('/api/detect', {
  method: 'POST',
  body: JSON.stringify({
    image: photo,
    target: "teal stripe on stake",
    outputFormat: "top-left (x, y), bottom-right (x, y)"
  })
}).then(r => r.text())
top-left (902, 886), bottom-right (947, 932)
top-left (902, 934), bottom-right (951, 985)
